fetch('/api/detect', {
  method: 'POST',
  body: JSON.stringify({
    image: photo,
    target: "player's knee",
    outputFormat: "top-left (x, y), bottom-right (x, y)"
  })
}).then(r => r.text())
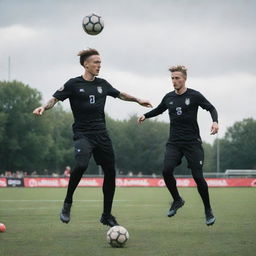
top-left (104, 171), bottom-right (116, 179)
top-left (102, 164), bottom-right (116, 176)
top-left (74, 154), bottom-right (90, 170)
top-left (192, 171), bottom-right (206, 184)
top-left (74, 160), bottom-right (88, 172)
top-left (162, 169), bottom-right (174, 178)
top-left (163, 163), bottom-right (175, 176)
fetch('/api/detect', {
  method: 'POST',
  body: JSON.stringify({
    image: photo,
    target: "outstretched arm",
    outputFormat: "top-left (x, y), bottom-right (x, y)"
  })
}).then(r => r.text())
top-left (33, 97), bottom-right (59, 116)
top-left (118, 92), bottom-right (153, 108)
top-left (138, 98), bottom-right (167, 124)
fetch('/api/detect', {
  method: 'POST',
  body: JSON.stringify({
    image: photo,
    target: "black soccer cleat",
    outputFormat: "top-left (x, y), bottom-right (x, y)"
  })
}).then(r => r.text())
top-left (205, 209), bottom-right (216, 226)
top-left (167, 197), bottom-right (185, 217)
top-left (100, 213), bottom-right (119, 227)
top-left (60, 202), bottom-right (72, 224)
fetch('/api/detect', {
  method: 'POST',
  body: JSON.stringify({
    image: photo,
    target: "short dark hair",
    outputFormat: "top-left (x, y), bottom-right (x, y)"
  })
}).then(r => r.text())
top-left (169, 65), bottom-right (187, 78)
top-left (77, 48), bottom-right (99, 66)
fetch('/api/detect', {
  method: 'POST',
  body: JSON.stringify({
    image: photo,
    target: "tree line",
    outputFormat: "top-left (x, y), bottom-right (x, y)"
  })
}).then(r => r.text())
top-left (0, 81), bottom-right (255, 175)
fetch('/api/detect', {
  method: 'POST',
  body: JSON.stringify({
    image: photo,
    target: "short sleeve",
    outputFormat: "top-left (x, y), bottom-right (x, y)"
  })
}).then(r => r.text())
top-left (105, 80), bottom-right (120, 98)
top-left (52, 80), bottom-right (72, 101)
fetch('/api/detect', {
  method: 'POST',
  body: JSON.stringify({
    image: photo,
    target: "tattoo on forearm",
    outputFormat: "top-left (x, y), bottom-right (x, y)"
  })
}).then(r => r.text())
top-left (119, 92), bottom-right (139, 103)
top-left (43, 98), bottom-right (58, 110)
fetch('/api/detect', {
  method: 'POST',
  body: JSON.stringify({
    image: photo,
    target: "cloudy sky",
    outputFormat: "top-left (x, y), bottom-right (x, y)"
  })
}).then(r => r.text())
top-left (0, 0), bottom-right (255, 144)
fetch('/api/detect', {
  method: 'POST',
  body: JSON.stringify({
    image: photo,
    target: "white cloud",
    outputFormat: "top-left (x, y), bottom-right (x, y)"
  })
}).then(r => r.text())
top-left (0, 25), bottom-right (38, 41)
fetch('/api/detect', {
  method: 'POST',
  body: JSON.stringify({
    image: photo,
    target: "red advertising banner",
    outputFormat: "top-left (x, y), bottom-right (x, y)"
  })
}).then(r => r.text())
top-left (23, 178), bottom-right (103, 188)
top-left (0, 178), bottom-right (7, 187)
top-left (22, 177), bottom-right (256, 188)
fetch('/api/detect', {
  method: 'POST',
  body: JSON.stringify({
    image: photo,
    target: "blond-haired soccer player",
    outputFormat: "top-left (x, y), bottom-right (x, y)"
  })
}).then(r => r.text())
top-left (33, 48), bottom-right (152, 227)
top-left (138, 65), bottom-right (219, 226)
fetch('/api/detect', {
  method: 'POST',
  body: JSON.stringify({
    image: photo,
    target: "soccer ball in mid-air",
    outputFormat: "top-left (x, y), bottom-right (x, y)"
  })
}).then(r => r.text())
top-left (107, 226), bottom-right (129, 248)
top-left (82, 13), bottom-right (104, 35)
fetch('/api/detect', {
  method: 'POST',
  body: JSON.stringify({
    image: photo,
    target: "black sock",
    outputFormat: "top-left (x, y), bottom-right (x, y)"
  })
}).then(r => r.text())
top-left (163, 170), bottom-right (181, 201)
top-left (193, 176), bottom-right (211, 211)
top-left (102, 165), bottom-right (116, 215)
top-left (64, 163), bottom-right (87, 204)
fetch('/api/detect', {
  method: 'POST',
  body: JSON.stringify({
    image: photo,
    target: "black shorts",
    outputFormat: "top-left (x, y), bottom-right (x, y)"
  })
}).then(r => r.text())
top-left (73, 131), bottom-right (115, 166)
top-left (164, 143), bottom-right (204, 171)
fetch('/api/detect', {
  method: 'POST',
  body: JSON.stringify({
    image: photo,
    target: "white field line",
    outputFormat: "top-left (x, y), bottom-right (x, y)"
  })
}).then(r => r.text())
top-left (0, 204), bottom-right (159, 211)
top-left (0, 199), bottom-right (131, 202)
top-left (0, 206), bottom-right (101, 210)
top-left (0, 204), bottom-right (164, 211)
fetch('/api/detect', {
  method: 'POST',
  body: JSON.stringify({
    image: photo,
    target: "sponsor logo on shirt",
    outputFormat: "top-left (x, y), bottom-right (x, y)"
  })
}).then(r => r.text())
top-left (185, 98), bottom-right (190, 105)
top-left (97, 86), bottom-right (103, 94)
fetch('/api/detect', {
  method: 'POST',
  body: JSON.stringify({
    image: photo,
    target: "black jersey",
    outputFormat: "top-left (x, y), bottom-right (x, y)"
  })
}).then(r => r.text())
top-left (53, 76), bottom-right (120, 133)
top-left (144, 88), bottom-right (218, 144)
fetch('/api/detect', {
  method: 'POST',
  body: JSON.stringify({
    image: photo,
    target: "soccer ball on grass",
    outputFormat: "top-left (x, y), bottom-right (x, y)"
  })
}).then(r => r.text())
top-left (107, 226), bottom-right (129, 248)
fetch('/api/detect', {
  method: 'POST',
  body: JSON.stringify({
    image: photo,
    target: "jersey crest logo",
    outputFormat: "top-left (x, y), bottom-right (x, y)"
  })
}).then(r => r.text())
top-left (185, 98), bottom-right (190, 105)
top-left (169, 101), bottom-right (173, 105)
top-left (97, 86), bottom-right (103, 94)
top-left (79, 88), bottom-right (85, 93)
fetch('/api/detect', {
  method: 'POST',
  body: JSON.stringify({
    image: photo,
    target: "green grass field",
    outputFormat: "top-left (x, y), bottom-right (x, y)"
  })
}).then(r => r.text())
top-left (0, 187), bottom-right (255, 256)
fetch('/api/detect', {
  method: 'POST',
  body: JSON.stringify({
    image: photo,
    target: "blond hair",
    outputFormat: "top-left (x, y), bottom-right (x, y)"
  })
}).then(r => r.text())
top-left (169, 65), bottom-right (187, 77)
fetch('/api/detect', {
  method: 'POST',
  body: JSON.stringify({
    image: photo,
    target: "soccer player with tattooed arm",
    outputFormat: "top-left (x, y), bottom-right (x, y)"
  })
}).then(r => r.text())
top-left (33, 48), bottom-right (152, 227)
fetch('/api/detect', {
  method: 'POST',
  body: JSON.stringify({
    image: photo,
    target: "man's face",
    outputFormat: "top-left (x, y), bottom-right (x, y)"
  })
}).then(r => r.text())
top-left (84, 55), bottom-right (101, 76)
top-left (171, 71), bottom-right (186, 90)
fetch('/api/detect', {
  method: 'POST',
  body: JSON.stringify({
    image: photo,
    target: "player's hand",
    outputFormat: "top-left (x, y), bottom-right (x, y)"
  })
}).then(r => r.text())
top-left (210, 122), bottom-right (219, 135)
top-left (138, 99), bottom-right (153, 108)
top-left (137, 115), bottom-right (146, 124)
top-left (33, 106), bottom-right (45, 116)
